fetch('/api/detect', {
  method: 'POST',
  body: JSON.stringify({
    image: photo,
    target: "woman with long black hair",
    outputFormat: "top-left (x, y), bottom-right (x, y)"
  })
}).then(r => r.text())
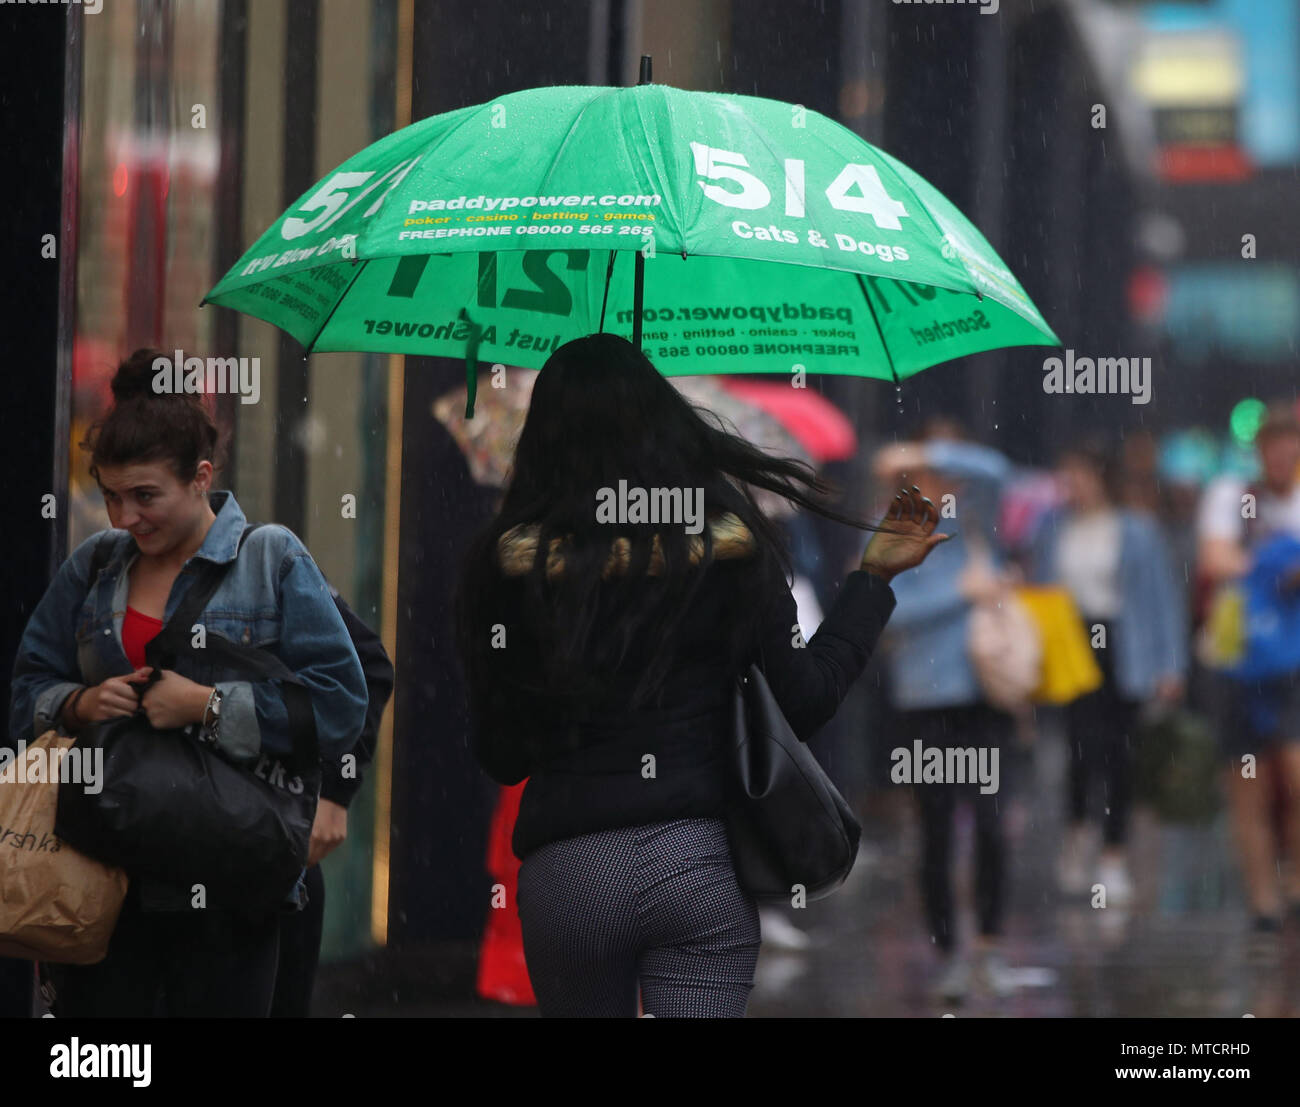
top-left (453, 333), bottom-right (947, 1017)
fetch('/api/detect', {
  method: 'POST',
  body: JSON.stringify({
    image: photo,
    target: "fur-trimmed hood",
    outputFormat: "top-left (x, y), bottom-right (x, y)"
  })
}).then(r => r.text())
top-left (498, 512), bottom-right (756, 579)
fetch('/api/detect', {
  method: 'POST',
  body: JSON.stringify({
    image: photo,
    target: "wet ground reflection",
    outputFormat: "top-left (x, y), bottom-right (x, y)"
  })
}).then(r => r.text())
top-left (749, 728), bottom-right (1300, 1018)
top-left (314, 724), bottom-right (1300, 1017)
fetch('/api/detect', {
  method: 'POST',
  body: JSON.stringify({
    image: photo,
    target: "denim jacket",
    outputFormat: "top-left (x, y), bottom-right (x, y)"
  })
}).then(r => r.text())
top-left (881, 439), bottom-right (1012, 711)
top-left (1025, 506), bottom-right (1188, 700)
top-left (9, 488), bottom-right (367, 760)
top-left (7, 490), bottom-right (368, 910)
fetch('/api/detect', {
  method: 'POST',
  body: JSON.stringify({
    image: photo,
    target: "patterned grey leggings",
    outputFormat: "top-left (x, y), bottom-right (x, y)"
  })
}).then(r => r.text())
top-left (516, 817), bottom-right (762, 1017)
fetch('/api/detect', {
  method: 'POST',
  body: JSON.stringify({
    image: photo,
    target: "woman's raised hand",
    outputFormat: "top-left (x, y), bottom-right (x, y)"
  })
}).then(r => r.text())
top-left (859, 486), bottom-right (950, 584)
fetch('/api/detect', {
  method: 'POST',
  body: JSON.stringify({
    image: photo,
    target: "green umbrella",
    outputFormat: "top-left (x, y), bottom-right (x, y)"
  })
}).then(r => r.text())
top-left (203, 73), bottom-right (1059, 417)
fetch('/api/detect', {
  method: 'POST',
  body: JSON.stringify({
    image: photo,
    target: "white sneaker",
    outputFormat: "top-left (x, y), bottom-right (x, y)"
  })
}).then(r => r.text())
top-left (932, 954), bottom-right (971, 1003)
top-left (1057, 824), bottom-right (1094, 895)
top-left (758, 909), bottom-right (811, 952)
top-left (1095, 855), bottom-right (1134, 907)
top-left (974, 950), bottom-right (1017, 999)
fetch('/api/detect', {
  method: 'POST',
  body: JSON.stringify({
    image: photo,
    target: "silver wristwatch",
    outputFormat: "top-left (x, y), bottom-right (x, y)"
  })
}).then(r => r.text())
top-left (201, 688), bottom-right (223, 744)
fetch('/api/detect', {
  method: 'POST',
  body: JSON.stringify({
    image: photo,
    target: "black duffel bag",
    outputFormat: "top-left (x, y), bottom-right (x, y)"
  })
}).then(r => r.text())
top-left (55, 525), bottom-right (321, 914)
top-left (723, 657), bottom-right (862, 904)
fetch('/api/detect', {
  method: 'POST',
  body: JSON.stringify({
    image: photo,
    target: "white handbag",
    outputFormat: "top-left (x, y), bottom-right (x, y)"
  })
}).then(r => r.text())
top-left (964, 538), bottom-right (1042, 713)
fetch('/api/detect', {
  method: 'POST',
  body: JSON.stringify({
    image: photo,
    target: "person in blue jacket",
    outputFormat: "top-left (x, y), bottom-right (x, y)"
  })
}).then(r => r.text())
top-left (1026, 441), bottom-right (1187, 907)
top-left (7, 348), bottom-right (368, 1017)
top-left (874, 431), bottom-right (1020, 1004)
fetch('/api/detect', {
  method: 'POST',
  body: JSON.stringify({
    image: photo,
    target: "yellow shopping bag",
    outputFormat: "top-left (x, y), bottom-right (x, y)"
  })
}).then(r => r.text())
top-left (1014, 585), bottom-right (1104, 705)
top-left (1197, 584), bottom-right (1245, 671)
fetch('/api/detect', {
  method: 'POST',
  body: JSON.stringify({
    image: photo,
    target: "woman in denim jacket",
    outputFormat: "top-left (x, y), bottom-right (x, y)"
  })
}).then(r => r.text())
top-left (7, 349), bottom-right (368, 1017)
top-left (1025, 442), bottom-right (1187, 906)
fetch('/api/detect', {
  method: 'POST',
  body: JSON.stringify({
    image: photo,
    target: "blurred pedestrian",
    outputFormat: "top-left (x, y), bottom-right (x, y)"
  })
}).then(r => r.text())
top-left (270, 588), bottom-right (392, 1017)
top-left (1026, 441), bottom-right (1187, 905)
top-left (1197, 403), bottom-right (1300, 934)
top-left (453, 334), bottom-right (947, 1018)
top-left (874, 433), bottom-right (1019, 1004)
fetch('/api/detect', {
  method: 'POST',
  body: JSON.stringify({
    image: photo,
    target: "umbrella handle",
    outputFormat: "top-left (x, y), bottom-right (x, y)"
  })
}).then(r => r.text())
top-left (460, 307), bottom-right (481, 418)
top-left (633, 251), bottom-right (645, 351)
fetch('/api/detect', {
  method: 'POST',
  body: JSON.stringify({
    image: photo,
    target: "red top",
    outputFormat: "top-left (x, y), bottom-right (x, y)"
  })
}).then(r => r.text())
top-left (122, 606), bottom-right (164, 670)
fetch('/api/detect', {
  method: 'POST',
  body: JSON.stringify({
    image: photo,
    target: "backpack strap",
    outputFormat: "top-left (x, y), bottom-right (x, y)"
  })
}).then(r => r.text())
top-left (85, 530), bottom-right (118, 595)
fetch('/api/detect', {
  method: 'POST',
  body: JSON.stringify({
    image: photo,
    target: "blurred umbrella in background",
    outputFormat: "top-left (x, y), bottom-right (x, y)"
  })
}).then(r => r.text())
top-left (431, 366), bottom-right (534, 488)
top-left (717, 378), bottom-right (857, 462)
top-left (433, 369), bottom-right (814, 519)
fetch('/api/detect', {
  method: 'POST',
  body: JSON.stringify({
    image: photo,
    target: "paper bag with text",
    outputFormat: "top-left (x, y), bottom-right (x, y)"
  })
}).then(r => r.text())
top-left (0, 730), bottom-right (128, 964)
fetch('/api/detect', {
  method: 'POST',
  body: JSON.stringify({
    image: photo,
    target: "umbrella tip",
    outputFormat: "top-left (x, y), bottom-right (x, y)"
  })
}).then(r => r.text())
top-left (639, 55), bottom-right (652, 85)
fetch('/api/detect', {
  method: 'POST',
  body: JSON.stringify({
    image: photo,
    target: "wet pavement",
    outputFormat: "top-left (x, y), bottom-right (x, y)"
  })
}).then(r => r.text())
top-left (749, 727), bottom-right (1300, 1018)
top-left (315, 724), bottom-right (1300, 1017)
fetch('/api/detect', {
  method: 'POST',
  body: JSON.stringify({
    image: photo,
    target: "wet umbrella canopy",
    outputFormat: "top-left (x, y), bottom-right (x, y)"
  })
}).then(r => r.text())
top-left (203, 79), bottom-right (1059, 415)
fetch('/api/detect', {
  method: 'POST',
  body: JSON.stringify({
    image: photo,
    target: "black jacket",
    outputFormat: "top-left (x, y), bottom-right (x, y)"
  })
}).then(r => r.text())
top-left (320, 587), bottom-right (394, 807)
top-left (470, 548), bottom-right (897, 860)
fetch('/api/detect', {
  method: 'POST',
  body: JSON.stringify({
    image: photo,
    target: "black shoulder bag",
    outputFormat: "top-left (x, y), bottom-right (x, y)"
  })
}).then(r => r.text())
top-left (724, 645), bottom-right (862, 903)
top-left (55, 525), bottom-right (321, 914)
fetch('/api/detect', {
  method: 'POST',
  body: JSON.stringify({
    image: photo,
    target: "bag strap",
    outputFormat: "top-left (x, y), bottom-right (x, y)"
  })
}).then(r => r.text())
top-left (140, 523), bottom-right (318, 766)
top-left (86, 530), bottom-right (117, 594)
top-left (741, 635), bottom-right (768, 685)
top-left (144, 524), bottom-right (266, 667)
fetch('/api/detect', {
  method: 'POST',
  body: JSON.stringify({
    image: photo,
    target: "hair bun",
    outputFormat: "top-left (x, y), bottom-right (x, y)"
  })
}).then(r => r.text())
top-left (110, 347), bottom-right (173, 404)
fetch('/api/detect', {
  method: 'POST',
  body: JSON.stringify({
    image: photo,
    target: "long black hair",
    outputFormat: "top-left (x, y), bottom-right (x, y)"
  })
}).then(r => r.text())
top-left (452, 333), bottom-right (881, 717)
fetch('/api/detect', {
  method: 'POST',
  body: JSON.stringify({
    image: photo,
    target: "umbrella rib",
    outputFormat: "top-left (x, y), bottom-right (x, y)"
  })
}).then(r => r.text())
top-left (856, 273), bottom-right (900, 386)
top-left (305, 260), bottom-right (370, 354)
top-left (532, 87), bottom-right (623, 200)
top-left (872, 145), bottom-right (979, 294)
top-left (626, 86), bottom-right (683, 250)
top-left (872, 148), bottom-right (1028, 315)
top-left (599, 250), bottom-right (616, 332)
